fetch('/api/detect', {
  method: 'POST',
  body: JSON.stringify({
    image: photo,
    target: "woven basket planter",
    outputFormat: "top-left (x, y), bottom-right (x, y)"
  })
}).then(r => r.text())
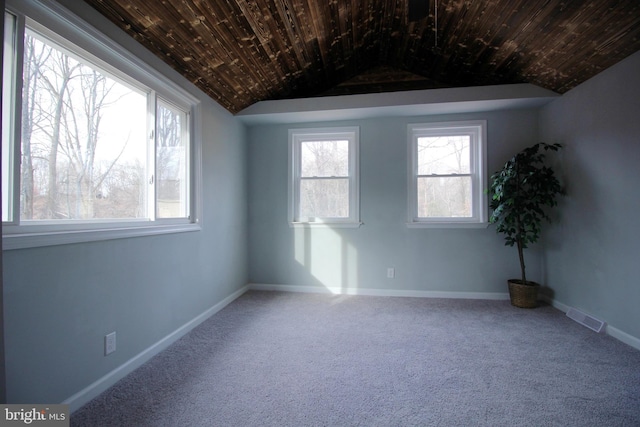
top-left (508, 280), bottom-right (540, 308)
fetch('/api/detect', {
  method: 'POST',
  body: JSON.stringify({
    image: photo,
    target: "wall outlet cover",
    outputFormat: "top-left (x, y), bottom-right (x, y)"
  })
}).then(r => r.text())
top-left (105, 332), bottom-right (117, 355)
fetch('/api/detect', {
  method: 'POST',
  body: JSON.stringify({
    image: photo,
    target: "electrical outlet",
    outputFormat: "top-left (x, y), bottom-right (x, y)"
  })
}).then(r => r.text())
top-left (105, 332), bottom-right (116, 355)
top-left (387, 267), bottom-right (395, 279)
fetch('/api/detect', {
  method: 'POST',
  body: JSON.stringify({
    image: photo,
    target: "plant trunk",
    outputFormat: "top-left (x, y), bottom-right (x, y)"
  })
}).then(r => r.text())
top-left (514, 160), bottom-right (527, 285)
top-left (517, 238), bottom-right (527, 285)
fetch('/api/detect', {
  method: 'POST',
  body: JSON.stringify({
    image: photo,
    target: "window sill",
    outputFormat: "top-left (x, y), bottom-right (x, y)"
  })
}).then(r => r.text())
top-left (406, 221), bottom-right (489, 229)
top-left (289, 221), bottom-right (363, 229)
top-left (2, 222), bottom-right (201, 250)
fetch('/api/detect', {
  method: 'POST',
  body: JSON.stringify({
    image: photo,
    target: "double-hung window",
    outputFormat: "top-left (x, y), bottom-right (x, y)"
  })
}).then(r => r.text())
top-left (2, 1), bottom-right (201, 249)
top-left (288, 127), bottom-right (360, 227)
top-left (407, 121), bottom-right (487, 227)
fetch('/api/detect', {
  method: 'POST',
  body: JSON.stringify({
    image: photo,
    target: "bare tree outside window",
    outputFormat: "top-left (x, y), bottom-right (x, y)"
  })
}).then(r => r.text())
top-left (156, 102), bottom-right (188, 218)
top-left (417, 136), bottom-right (472, 217)
top-left (299, 140), bottom-right (349, 219)
top-left (2, 8), bottom-right (197, 249)
top-left (20, 31), bottom-right (147, 220)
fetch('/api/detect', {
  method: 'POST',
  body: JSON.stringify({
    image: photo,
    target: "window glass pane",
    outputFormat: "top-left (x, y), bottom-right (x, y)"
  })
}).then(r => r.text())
top-left (300, 178), bottom-right (349, 218)
top-left (417, 176), bottom-right (472, 217)
top-left (20, 30), bottom-right (147, 221)
top-left (2, 12), bottom-right (17, 222)
top-left (300, 140), bottom-right (349, 177)
top-left (417, 135), bottom-right (470, 175)
top-left (156, 102), bottom-right (188, 218)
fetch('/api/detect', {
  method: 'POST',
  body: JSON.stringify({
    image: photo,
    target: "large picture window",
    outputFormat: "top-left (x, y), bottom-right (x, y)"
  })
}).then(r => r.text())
top-left (2, 1), bottom-right (201, 249)
top-left (289, 127), bottom-right (360, 227)
top-left (407, 121), bottom-right (487, 227)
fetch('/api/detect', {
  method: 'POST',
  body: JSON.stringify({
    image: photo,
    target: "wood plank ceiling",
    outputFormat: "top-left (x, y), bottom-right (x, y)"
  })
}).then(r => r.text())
top-left (84, 0), bottom-right (640, 114)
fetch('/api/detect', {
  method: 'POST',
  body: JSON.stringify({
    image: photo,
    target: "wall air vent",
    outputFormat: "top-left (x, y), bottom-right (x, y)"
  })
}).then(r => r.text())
top-left (566, 307), bottom-right (605, 333)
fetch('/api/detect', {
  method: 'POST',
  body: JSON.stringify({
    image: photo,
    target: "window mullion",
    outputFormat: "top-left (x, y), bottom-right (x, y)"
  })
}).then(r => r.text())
top-left (293, 139), bottom-right (302, 222)
top-left (416, 173), bottom-right (472, 178)
top-left (182, 109), bottom-right (190, 219)
top-left (148, 92), bottom-right (157, 221)
top-left (300, 176), bottom-right (349, 180)
top-left (2, 11), bottom-right (24, 225)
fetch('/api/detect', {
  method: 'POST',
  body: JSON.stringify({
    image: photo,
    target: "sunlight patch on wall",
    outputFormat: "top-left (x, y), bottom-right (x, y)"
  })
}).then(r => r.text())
top-left (294, 227), bottom-right (358, 293)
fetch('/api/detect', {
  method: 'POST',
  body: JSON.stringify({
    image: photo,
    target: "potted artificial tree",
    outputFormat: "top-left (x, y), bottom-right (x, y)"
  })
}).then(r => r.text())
top-left (489, 142), bottom-right (563, 308)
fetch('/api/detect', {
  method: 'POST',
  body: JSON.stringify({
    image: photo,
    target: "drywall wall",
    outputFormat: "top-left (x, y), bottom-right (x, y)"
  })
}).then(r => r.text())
top-left (248, 109), bottom-right (544, 296)
top-left (540, 50), bottom-right (640, 343)
top-left (2, 1), bottom-right (248, 405)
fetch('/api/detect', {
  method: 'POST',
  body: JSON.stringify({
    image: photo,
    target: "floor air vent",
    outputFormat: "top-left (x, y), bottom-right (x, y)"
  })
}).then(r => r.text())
top-left (566, 307), bottom-right (605, 333)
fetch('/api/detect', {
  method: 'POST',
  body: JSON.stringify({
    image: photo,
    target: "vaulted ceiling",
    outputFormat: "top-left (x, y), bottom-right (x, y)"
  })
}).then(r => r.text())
top-left (84, 0), bottom-right (640, 114)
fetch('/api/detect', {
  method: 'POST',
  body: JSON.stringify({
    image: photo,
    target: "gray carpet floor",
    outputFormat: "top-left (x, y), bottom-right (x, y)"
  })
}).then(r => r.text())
top-left (72, 291), bottom-right (640, 426)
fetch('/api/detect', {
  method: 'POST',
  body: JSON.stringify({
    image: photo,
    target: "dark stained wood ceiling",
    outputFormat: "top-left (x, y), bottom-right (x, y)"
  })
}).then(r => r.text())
top-left (83, 0), bottom-right (640, 114)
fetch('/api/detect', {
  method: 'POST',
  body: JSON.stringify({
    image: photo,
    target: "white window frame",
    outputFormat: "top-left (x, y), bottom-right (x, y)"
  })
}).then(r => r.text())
top-left (407, 120), bottom-right (488, 228)
top-left (2, 0), bottom-right (203, 250)
top-left (288, 127), bottom-right (361, 228)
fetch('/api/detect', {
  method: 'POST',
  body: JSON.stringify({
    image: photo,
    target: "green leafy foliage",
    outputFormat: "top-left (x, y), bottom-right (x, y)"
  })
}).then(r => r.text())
top-left (488, 143), bottom-right (563, 284)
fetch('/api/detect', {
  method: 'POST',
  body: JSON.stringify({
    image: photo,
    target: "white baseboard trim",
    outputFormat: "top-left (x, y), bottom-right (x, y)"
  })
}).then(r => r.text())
top-left (248, 283), bottom-right (510, 300)
top-left (606, 325), bottom-right (640, 351)
top-left (540, 294), bottom-right (640, 351)
top-left (64, 285), bottom-right (250, 413)
top-left (539, 294), bottom-right (571, 313)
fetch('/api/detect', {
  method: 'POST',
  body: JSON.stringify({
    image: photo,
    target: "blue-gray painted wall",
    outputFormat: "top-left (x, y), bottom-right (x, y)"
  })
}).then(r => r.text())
top-left (2, 0), bottom-right (639, 406)
top-left (2, 1), bottom-right (248, 404)
top-left (540, 51), bottom-right (640, 340)
top-left (248, 111), bottom-right (545, 294)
